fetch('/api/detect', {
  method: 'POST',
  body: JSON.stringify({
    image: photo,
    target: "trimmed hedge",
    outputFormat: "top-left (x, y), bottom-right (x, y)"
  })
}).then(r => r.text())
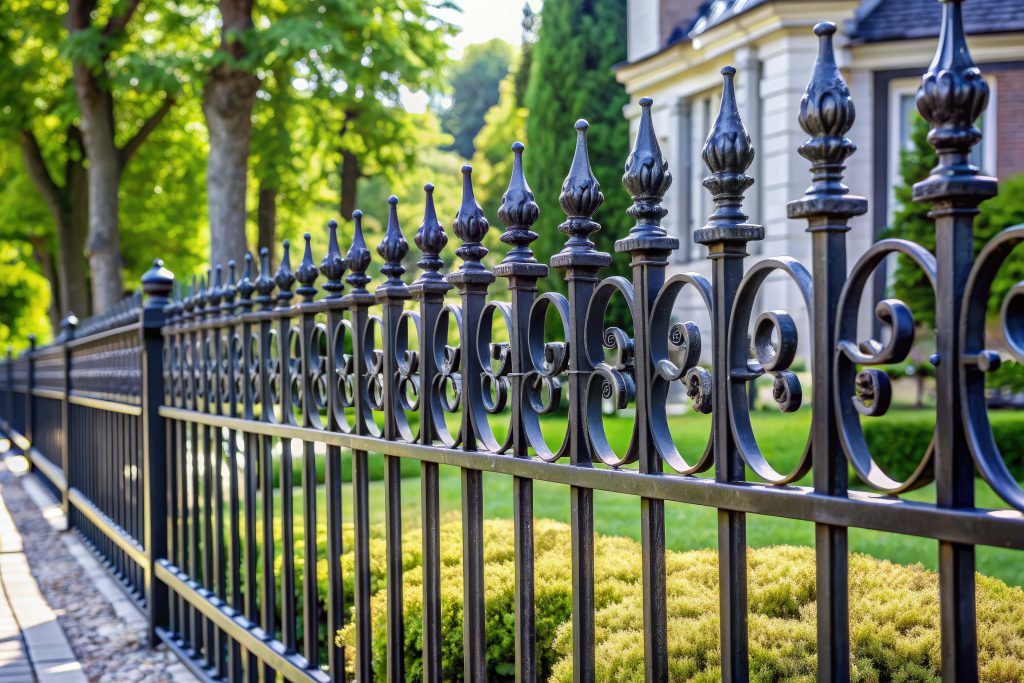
top-left (862, 411), bottom-right (1024, 483)
top-left (335, 520), bottom-right (1024, 682)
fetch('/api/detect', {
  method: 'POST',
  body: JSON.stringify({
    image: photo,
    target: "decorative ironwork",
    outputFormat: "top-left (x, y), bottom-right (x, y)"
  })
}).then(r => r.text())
top-left (0, 3), bottom-right (1021, 681)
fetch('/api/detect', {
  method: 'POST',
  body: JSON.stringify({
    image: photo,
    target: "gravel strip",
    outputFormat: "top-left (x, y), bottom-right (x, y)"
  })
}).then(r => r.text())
top-left (0, 459), bottom-right (194, 682)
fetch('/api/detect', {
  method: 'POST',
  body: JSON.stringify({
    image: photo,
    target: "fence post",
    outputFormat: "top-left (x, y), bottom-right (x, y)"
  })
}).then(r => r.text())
top-left (59, 313), bottom-right (78, 524)
top-left (25, 335), bottom-right (36, 452)
top-left (140, 259), bottom-right (174, 646)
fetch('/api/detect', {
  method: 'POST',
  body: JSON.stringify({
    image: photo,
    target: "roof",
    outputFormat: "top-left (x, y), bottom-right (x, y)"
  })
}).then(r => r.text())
top-left (849, 0), bottom-right (1024, 43)
top-left (663, 0), bottom-right (772, 46)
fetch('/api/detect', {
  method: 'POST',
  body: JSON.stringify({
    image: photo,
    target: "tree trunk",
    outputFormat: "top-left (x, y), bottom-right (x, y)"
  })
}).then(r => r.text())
top-left (340, 149), bottom-right (361, 221)
top-left (204, 0), bottom-right (259, 269)
top-left (257, 184), bottom-right (277, 271)
top-left (28, 238), bottom-right (60, 332)
top-left (62, 150), bottom-right (92, 319)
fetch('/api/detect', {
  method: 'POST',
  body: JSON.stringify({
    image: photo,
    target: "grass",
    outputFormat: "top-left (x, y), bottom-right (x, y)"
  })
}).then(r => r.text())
top-left (267, 406), bottom-right (1023, 587)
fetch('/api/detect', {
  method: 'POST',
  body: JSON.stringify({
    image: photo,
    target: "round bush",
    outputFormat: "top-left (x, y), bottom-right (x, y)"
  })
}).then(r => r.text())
top-left (336, 519), bottom-right (1023, 682)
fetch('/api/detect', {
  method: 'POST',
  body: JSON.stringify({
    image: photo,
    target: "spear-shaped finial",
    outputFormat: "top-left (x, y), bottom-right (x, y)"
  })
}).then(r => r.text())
top-left (551, 120), bottom-right (612, 269)
top-left (795, 22), bottom-right (858, 197)
top-left (184, 275), bottom-right (197, 319)
top-left (210, 264), bottom-right (224, 312)
top-left (295, 232), bottom-right (319, 302)
top-left (196, 274), bottom-right (209, 317)
top-left (914, 0), bottom-right (993, 200)
top-left (237, 253), bottom-right (255, 310)
top-left (452, 166), bottom-right (490, 271)
top-left (345, 210), bottom-right (372, 294)
top-left (255, 247), bottom-right (276, 310)
top-left (498, 142), bottom-right (541, 265)
top-left (274, 240), bottom-right (295, 307)
top-left (225, 260), bottom-right (238, 301)
top-left (377, 196), bottom-right (409, 287)
top-left (694, 67), bottom-right (762, 245)
top-left (320, 219), bottom-right (347, 298)
top-left (622, 97), bottom-right (672, 241)
top-left (414, 184), bottom-right (448, 282)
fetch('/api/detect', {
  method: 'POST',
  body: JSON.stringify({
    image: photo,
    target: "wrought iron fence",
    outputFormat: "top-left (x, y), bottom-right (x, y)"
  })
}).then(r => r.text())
top-left (1, 2), bottom-right (1022, 681)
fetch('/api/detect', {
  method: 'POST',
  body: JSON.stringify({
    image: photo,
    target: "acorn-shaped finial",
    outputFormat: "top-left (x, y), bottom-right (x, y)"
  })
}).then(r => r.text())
top-left (223, 260), bottom-right (237, 307)
top-left (557, 120), bottom-right (605, 254)
top-left (345, 210), bottom-right (372, 294)
top-left (378, 195), bottom-right (409, 286)
top-left (209, 265), bottom-right (224, 312)
top-left (452, 165), bottom-right (490, 271)
top-left (414, 183), bottom-right (448, 281)
top-left (622, 97), bottom-right (672, 240)
top-left (295, 232), bottom-right (319, 302)
top-left (274, 240), bottom-right (295, 307)
top-left (498, 142), bottom-right (540, 265)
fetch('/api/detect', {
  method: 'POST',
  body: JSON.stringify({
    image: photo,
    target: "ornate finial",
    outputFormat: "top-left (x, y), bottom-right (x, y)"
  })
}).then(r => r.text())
top-left (377, 195), bottom-right (409, 287)
top-left (557, 120), bottom-right (605, 253)
top-left (451, 166), bottom-right (490, 271)
top-left (320, 220), bottom-right (347, 298)
top-left (196, 274), bottom-right (209, 316)
top-left (223, 260), bottom-right (237, 306)
top-left (184, 275), bottom-right (197, 318)
top-left (414, 183), bottom-right (448, 281)
top-left (794, 22), bottom-right (858, 197)
top-left (274, 240), bottom-right (295, 307)
top-left (237, 253), bottom-right (255, 309)
top-left (695, 67), bottom-right (762, 244)
top-left (255, 247), bottom-right (276, 310)
top-left (622, 98), bottom-right (672, 240)
top-left (295, 232), bottom-right (319, 302)
top-left (209, 265), bottom-right (224, 312)
top-left (914, 0), bottom-right (990, 185)
top-left (345, 210), bottom-right (372, 294)
top-left (498, 142), bottom-right (541, 264)
top-left (141, 258), bottom-right (174, 307)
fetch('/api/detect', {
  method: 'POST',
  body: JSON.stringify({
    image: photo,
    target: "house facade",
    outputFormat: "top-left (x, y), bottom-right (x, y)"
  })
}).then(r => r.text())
top-left (616, 0), bottom-right (1024, 344)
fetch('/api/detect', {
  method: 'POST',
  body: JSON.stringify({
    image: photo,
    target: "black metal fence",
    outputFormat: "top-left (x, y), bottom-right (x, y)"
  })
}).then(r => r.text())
top-left (1, 3), bottom-right (1022, 681)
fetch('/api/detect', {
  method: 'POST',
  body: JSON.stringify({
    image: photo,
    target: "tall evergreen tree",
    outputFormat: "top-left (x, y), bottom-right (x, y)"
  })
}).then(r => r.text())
top-left (523, 0), bottom-right (630, 296)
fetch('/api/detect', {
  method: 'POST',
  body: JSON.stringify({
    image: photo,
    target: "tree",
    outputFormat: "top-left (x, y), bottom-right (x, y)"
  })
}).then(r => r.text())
top-left (204, 0), bottom-right (260, 269)
top-left (65, 0), bottom-right (180, 313)
top-left (0, 0), bottom-right (91, 322)
top-left (514, 2), bottom-right (540, 105)
top-left (523, 0), bottom-right (631, 296)
top-left (889, 115), bottom-right (1024, 330)
top-left (440, 39), bottom-right (513, 159)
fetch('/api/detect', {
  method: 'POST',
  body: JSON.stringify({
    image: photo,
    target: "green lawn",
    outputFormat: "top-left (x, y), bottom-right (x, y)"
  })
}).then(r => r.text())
top-left (271, 407), bottom-right (1023, 587)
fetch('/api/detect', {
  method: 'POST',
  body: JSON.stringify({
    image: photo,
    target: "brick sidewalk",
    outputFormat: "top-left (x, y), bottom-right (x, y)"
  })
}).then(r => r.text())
top-left (0, 458), bottom-right (86, 683)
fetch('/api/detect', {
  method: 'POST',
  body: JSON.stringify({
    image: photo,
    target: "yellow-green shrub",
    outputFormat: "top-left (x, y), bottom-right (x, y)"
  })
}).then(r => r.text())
top-left (336, 520), bottom-right (1024, 682)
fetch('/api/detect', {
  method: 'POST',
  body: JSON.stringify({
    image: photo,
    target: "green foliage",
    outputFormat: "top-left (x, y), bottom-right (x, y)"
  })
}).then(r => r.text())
top-left (888, 115), bottom-right (1024, 330)
top-left (335, 520), bottom-right (1024, 682)
top-left (0, 241), bottom-right (51, 350)
top-left (523, 0), bottom-right (631, 300)
top-left (440, 39), bottom-right (514, 159)
top-left (987, 360), bottom-right (1024, 394)
top-left (862, 410), bottom-right (1024, 482)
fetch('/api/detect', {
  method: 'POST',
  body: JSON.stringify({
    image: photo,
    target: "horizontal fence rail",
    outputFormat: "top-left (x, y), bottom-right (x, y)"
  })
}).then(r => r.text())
top-left (0, 3), bottom-right (1021, 681)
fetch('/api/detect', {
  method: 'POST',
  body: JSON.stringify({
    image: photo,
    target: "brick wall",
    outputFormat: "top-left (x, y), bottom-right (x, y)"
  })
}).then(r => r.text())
top-left (996, 67), bottom-right (1024, 180)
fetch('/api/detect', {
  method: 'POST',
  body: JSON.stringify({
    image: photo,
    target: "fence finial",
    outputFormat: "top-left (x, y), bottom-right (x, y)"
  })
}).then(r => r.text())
top-left (255, 247), bottom-right (276, 310)
top-left (237, 253), bottom-right (255, 310)
top-left (296, 232), bottom-right (319, 302)
top-left (913, 0), bottom-right (994, 201)
top-left (415, 183), bottom-right (448, 281)
top-left (210, 265), bottom-right (224, 311)
top-left (378, 196), bottom-right (409, 286)
top-left (345, 210), bottom-right (372, 294)
top-left (452, 165), bottom-right (490, 271)
top-left (275, 240), bottom-right (295, 307)
top-left (141, 258), bottom-right (174, 308)
top-left (622, 98), bottom-right (672, 241)
top-left (197, 274), bottom-right (208, 315)
top-left (320, 220), bottom-right (347, 298)
top-left (555, 120), bottom-right (606, 259)
top-left (184, 275), bottom-right (197, 318)
top-left (498, 142), bottom-right (540, 265)
top-left (223, 260), bottom-right (237, 308)
top-left (695, 66), bottom-right (762, 245)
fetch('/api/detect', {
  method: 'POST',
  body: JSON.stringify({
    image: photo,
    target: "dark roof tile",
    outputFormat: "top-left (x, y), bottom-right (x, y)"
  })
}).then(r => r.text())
top-left (850, 0), bottom-right (1024, 43)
